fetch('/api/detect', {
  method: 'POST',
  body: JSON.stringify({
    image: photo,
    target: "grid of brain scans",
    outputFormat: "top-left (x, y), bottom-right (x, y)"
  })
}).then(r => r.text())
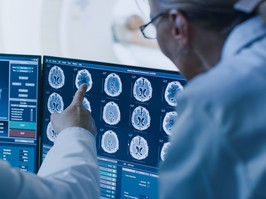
top-left (41, 56), bottom-right (186, 199)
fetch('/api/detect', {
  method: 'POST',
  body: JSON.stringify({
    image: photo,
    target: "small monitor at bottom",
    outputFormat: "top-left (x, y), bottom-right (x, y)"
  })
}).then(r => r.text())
top-left (0, 54), bottom-right (41, 173)
top-left (41, 56), bottom-right (186, 199)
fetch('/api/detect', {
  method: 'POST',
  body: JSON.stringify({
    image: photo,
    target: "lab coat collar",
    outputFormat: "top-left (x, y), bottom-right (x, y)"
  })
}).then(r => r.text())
top-left (222, 16), bottom-right (266, 59)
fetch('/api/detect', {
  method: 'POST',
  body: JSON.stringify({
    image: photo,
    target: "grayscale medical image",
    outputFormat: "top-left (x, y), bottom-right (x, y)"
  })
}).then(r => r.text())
top-left (163, 111), bottom-right (178, 136)
top-left (131, 106), bottom-right (151, 131)
top-left (101, 130), bottom-right (119, 154)
top-left (103, 101), bottom-right (121, 125)
top-left (47, 92), bottom-right (64, 114)
top-left (82, 97), bottom-right (92, 112)
top-left (48, 65), bottom-right (65, 89)
top-left (133, 77), bottom-right (152, 102)
top-left (160, 142), bottom-right (171, 162)
top-left (75, 69), bottom-right (93, 92)
top-left (104, 73), bottom-right (122, 97)
top-left (46, 122), bottom-right (58, 143)
top-left (164, 81), bottom-right (183, 107)
top-left (130, 135), bottom-right (149, 160)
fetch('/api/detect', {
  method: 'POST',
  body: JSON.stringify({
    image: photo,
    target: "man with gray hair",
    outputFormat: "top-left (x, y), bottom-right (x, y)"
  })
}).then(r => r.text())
top-left (138, 0), bottom-right (266, 198)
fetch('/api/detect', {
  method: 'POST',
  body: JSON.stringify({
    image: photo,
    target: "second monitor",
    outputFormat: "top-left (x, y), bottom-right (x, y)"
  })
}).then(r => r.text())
top-left (41, 56), bottom-right (186, 199)
top-left (0, 54), bottom-right (41, 173)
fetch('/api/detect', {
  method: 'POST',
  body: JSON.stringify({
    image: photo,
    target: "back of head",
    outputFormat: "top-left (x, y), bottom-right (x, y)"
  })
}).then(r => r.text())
top-left (157, 0), bottom-right (266, 32)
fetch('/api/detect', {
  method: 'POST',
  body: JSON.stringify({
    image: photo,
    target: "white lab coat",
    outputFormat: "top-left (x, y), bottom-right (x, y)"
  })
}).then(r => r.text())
top-left (159, 16), bottom-right (266, 199)
top-left (0, 127), bottom-right (99, 199)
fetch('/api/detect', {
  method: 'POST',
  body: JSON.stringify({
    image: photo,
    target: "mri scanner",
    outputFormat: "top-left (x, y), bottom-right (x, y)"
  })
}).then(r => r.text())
top-left (0, 0), bottom-right (176, 71)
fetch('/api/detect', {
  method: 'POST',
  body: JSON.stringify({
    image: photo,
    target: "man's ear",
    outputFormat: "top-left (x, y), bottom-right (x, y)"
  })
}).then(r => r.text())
top-left (169, 9), bottom-right (189, 47)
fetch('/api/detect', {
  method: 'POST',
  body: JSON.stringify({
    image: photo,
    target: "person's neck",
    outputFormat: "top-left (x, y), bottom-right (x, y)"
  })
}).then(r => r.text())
top-left (193, 29), bottom-right (228, 70)
top-left (178, 29), bottom-right (228, 81)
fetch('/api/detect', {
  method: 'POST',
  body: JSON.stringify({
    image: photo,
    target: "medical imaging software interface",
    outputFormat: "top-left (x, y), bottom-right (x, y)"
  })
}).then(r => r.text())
top-left (0, 55), bottom-right (40, 173)
top-left (41, 56), bottom-right (186, 199)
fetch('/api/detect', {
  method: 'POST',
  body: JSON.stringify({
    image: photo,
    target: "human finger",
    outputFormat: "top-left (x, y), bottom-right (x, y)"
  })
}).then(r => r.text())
top-left (70, 84), bottom-right (87, 106)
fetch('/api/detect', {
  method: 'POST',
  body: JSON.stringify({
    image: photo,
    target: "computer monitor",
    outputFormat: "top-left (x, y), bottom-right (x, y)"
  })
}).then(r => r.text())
top-left (41, 55), bottom-right (186, 198)
top-left (0, 54), bottom-right (41, 173)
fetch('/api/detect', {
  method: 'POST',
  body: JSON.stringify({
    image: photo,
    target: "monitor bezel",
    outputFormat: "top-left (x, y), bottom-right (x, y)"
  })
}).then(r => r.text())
top-left (42, 55), bottom-right (184, 80)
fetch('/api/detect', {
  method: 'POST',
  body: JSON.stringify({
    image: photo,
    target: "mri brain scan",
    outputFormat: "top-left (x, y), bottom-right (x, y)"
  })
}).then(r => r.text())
top-left (130, 135), bottom-right (149, 160)
top-left (163, 111), bottom-right (178, 136)
top-left (104, 73), bottom-right (122, 97)
top-left (46, 122), bottom-right (58, 143)
top-left (82, 97), bottom-right (92, 112)
top-left (131, 106), bottom-right (151, 131)
top-left (101, 130), bottom-right (119, 154)
top-left (160, 142), bottom-right (171, 161)
top-left (75, 69), bottom-right (93, 92)
top-left (103, 101), bottom-right (121, 125)
top-left (48, 65), bottom-right (65, 89)
top-left (133, 77), bottom-right (152, 102)
top-left (164, 81), bottom-right (183, 106)
top-left (47, 92), bottom-right (64, 114)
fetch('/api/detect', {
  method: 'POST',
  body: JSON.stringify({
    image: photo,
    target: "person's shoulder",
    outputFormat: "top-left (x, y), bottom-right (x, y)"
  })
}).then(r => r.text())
top-left (180, 54), bottom-right (266, 109)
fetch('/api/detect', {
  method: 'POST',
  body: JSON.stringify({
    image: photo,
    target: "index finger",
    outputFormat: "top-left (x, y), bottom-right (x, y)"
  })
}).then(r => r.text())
top-left (71, 84), bottom-right (87, 106)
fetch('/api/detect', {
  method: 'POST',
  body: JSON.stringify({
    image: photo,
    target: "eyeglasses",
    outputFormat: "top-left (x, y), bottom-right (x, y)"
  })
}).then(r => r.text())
top-left (139, 10), bottom-right (195, 39)
top-left (140, 11), bottom-right (168, 39)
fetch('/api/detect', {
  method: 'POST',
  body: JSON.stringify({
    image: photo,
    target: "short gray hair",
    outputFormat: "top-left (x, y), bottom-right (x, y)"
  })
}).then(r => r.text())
top-left (156, 0), bottom-right (263, 32)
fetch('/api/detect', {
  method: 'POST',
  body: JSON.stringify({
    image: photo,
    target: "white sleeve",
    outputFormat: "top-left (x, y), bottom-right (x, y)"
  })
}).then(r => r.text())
top-left (0, 127), bottom-right (99, 199)
top-left (38, 127), bottom-right (100, 198)
top-left (159, 101), bottom-right (220, 199)
top-left (159, 96), bottom-right (252, 199)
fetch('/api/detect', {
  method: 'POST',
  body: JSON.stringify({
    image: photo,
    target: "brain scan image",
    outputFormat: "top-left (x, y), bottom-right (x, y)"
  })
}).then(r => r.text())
top-left (46, 122), bottom-right (58, 142)
top-left (75, 69), bottom-right (93, 92)
top-left (131, 106), bottom-right (151, 131)
top-left (47, 92), bottom-right (64, 113)
top-left (129, 135), bottom-right (149, 160)
top-left (48, 65), bottom-right (65, 89)
top-left (133, 77), bottom-right (152, 102)
top-left (82, 97), bottom-right (92, 112)
top-left (104, 73), bottom-right (122, 97)
top-left (103, 101), bottom-right (121, 125)
top-left (165, 81), bottom-right (183, 106)
top-left (163, 111), bottom-right (178, 135)
top-left (160, 142), bottom-right (171, 161)
top-left (101, 130), bottom-right (119, 154)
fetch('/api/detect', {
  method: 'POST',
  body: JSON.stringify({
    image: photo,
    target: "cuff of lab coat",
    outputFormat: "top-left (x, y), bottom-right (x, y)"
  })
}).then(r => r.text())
top-left (55, 127), bottom-right (96, 143)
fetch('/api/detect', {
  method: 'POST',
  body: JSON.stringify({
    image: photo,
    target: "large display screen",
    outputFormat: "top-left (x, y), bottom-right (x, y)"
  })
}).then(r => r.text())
top-left (41, 56), bottom-right (186, 199)
top-left (0, 54), bottom-right (41, 173)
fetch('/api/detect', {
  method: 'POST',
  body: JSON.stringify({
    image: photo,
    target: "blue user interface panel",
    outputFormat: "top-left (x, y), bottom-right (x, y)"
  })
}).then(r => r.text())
top-left (0, 54), bottom-right (41, 173)
top-left (41, 56), bottom-right (186, 199)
